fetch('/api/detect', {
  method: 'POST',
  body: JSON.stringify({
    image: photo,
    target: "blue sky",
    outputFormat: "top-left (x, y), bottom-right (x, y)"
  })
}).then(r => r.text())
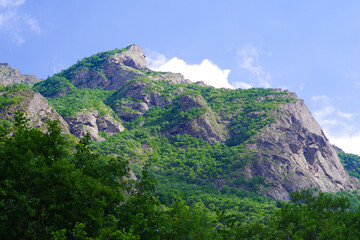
top-left (1, 0), bottom-right (360, 154)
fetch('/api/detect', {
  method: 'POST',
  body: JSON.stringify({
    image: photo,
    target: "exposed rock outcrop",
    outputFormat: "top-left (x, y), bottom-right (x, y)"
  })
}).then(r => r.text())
top-left (168, 94), bottom-right (227, 144)
top-left (0, 89), bottom-right (69, 133)
top-left (169, 114), bottom-right (227, 144)
top-left (116, 80), bottom-right (166, 107)
top-left (245, 95), bottom-right (358, 200)
top-left (111, 80), bottom-right (168, 122)
top-left (0, 63), bottom-right (41, 86)
top-left (68, 66), bottom-right (112, 90)
top-left (148, 72), bottom-right (192, 85)
top-left (97, 114), bottom-right (125, 136)
top-left (110, 44), bottom-right (149, 71)
top-left (115, 100), bottom-right (149, 122)
top-left (66, 109), bottom-right (124, 141)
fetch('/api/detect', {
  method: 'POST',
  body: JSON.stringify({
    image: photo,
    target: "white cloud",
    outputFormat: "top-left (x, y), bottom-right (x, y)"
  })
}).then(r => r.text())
top-left (325, 131), bottom-right (360, 155)
top-left (25, 15), bottom-right (40, 33)
top-left (0, 0), bottom-right (40, 44)
top-left (311, 94), bottom-right (336, 127)
top-left (237, 45), bottom-right (272, 88)
top-left (146, 50), bottom-right (167, 69)
top-left (147, 51), bottom-right (234, 89)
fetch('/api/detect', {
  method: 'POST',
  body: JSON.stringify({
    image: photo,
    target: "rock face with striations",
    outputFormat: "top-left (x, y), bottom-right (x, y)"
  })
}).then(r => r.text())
top-left (245, 93), bottom-right (358, 200)
top-left (0, 63), bottom-right (41, 86)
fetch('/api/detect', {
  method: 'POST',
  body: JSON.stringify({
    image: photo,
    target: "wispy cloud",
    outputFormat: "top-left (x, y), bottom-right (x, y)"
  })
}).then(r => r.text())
top-left (0, 0), bottom-right (25, 8)
top-left (311, 95), bottom-right (330, 104)
top-left (313, 106), bottom-right (336, 121)
top-left (337, 110), bottom-right (355, 121)
top-left (147, 50), bottom-right (234, 89)
top-left (0, 0), bottom-right (41, 44)
top-left (236, 45), bottom-right (272, 88)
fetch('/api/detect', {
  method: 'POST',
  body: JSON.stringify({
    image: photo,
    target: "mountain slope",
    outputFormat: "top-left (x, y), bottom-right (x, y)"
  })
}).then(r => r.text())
top-left (1, 44), bottom-right (358, 201)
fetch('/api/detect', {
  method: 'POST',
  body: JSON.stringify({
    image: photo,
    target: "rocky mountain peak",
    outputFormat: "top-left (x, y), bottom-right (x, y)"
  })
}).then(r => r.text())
top-left (61, 44), bottom-right (190, 90)
top-left (108, 44), bottom-right (149, 71)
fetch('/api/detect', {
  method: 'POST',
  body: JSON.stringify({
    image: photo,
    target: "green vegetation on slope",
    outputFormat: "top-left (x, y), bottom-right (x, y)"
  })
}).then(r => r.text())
top-left (0, 84), bottom-right (33, 127)
top-left (193, 86), bottom-right (296, 145)
top-left (46, 87), bottom-right (116, 118)
top-left (107, 77), bottom-right (295, 145)
top-left (33, 76), bottom-right (76, 97)
top-left (0, 83), bottom-right (32, 107)
top-left (90, 128), bottom-right (262, 191)
top-left (338, 151), bottom-right (360, 180)
top-left (89, 127), bottom-right (278, 226)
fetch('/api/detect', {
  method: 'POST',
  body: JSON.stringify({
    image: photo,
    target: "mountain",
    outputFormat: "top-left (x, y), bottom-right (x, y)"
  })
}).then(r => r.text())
top-left (0, 63), bottom-right (41, 86)
top-left (0, 44), bottom-right (358, 202)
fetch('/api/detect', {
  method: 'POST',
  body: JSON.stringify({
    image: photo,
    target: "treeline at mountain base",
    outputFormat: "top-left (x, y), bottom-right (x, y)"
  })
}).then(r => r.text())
top-left (1, 112), bottom-right (360, 240)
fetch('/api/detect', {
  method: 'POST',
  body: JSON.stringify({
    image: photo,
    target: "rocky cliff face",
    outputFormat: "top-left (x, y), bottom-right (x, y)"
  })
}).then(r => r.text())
top-left (0, 63), bottom-right (41, 86)
top-left (0, 89), bottom-right (69, 133)
top-left (246, 94), bottom-right (358, 200)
